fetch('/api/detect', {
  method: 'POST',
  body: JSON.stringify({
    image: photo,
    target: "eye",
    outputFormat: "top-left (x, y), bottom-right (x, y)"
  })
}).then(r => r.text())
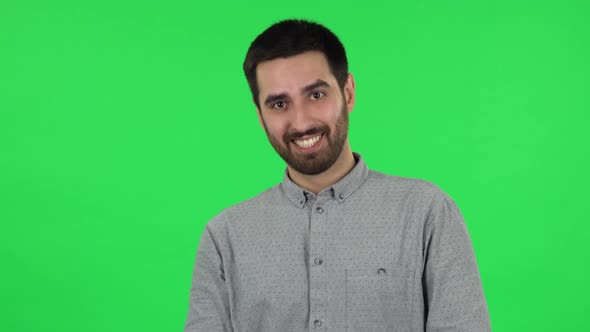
top-left (272, 101), bottom-right (287, 110)
top-left (310, 91), bottom-right (325, 100)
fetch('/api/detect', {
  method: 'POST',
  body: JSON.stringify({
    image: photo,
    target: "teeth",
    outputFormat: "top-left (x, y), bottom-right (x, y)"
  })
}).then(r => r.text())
top-left (293, 134), bottom-right (321, 148)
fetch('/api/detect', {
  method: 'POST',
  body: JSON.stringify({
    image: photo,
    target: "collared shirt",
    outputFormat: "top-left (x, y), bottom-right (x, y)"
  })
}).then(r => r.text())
top-left (185, 153), bottom-right (491, 331)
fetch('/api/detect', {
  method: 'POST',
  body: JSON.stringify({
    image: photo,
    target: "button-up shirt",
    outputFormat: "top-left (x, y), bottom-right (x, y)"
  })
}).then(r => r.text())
top-left (185, 153), bottom-right (491, 331)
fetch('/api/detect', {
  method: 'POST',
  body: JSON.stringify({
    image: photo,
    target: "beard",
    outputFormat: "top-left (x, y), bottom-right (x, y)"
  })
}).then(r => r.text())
top-left (262, 101), bottom-right (349, 175)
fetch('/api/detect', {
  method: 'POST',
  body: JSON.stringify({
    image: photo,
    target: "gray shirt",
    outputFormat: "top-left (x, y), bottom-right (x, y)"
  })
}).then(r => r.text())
top-left (185, 153), bottom-right (491, 331)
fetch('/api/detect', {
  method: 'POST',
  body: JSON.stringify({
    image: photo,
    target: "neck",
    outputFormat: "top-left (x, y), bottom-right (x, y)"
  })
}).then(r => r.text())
top-left (287, 143), bottom-right (355, 194)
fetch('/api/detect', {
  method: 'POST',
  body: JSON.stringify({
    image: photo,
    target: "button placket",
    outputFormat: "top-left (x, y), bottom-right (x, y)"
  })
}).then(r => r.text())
top-left (309, 199), bottom-right (328, 331)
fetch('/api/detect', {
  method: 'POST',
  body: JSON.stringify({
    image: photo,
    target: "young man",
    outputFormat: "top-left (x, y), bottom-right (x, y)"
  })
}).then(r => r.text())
top-left (185, 19), bottom-right (491, 331)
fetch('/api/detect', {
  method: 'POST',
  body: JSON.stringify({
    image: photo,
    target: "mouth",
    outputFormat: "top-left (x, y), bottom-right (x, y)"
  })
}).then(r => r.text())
top-left (291, 133), bottom-right (323, 150)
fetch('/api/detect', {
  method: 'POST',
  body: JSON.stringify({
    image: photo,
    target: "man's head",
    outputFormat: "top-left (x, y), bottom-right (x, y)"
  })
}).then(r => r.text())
top-left (243, 19), bottom-right (355, 176)
top-left (244, 19), bottom-right (349, 110)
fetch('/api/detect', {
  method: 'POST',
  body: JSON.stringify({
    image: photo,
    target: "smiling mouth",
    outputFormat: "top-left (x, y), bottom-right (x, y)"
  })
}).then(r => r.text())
top-left (292, 133), bottom-right (322, 149)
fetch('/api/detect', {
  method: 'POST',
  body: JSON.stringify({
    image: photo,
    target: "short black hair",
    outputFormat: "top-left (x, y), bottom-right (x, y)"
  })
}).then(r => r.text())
top-left (243, 19), bottom-right (349, 109)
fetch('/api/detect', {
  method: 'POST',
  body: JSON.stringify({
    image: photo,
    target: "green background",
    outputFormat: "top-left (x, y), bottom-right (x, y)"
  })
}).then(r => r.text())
top-left (1, 0), bottom-right (588, 330)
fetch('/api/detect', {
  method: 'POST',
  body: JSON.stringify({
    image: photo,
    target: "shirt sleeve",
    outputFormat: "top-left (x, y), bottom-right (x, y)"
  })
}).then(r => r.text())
top-left (422, 190), bottom-right (491, 331)
top-left (184, 223), bottom-right (232, 332)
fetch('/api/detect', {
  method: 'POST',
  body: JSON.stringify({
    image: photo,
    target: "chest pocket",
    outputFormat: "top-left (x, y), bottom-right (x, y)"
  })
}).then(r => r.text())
top-left (344, 265), bottom-right (416, 331)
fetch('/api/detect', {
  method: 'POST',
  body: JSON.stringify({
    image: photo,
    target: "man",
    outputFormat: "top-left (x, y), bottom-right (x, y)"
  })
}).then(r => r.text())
top-left (185, 19), bottom-right (491, 331)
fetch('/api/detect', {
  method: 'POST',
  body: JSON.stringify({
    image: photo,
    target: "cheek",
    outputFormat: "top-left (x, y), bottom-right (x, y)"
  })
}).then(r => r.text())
top-left (320, 99), bottom-right (344, 123)
top-left (263, 115), bottom-right (289, 137)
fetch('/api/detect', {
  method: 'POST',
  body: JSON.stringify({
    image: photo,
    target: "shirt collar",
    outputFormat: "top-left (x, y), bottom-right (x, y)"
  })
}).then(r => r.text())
top-left (280, 152), bottom-right (370, 208)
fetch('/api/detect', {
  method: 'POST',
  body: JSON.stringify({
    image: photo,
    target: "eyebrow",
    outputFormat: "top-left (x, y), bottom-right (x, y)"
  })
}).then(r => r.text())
top-left (302, 79), bottom-right (331, 94)
top-left (263, 79), bottom-right (331, 107)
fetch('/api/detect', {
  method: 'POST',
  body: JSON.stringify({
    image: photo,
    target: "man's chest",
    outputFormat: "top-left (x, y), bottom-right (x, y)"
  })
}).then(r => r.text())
top-left (223, 199), bottom-right (426, 330)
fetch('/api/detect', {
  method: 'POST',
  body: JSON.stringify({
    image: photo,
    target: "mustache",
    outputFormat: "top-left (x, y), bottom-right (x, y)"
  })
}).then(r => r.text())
top-left (284, 127), bottom-right (328, 141)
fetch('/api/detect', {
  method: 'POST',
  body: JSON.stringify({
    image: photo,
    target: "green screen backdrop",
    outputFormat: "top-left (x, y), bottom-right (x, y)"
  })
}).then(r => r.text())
top-left (1, 0), bottom-right (588, 331)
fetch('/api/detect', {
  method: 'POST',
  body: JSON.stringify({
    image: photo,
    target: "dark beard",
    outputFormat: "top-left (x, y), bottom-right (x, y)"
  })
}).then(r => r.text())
top-left (262, 102), bottom-right (349, 175)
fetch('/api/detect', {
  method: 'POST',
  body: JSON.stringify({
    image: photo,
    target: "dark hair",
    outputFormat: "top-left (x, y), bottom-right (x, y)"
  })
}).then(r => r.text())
top-left (243, 19), bottom-right (349, 109)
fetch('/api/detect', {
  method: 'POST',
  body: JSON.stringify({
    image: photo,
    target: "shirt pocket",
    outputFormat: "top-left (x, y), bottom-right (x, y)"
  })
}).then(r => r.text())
top-left (344, 265), bottom-right (415, 331)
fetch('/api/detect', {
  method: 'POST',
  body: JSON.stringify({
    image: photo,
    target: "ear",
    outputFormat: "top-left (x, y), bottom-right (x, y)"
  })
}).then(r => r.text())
top-left (343, 73), bottom-right (356, 113)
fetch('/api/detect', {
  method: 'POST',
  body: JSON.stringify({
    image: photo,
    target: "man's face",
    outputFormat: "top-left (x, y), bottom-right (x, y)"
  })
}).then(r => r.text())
top-left (255, 51), bottom-right (354, 175)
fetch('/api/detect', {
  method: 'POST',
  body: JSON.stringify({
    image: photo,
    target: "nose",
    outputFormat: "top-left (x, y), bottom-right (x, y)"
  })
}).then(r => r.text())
top-left (289, 102), bottom-right (315, 134)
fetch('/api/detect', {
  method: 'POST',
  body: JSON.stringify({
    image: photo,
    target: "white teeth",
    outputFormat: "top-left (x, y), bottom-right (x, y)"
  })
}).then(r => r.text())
top-left (293, 134), bottom-right (321, 148)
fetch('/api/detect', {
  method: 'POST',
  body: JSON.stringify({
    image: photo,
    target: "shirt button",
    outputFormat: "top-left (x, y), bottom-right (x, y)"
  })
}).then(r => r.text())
top-left (378, 268), bottom-right (387, 276)
top-left (314, 319), bottom-right (322, 327)
top-left (314, 257), bottom-right (323, 265)
top-left (338, 193), bottom-right (344, 199)
top-left (315, 206), bottom-right (324, 214)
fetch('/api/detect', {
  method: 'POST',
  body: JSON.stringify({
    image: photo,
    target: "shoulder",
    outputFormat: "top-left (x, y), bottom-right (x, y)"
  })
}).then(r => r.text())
top-left (205, 183), bottom-right (284, 230)
top-left (365, 169), bottom-right (450, 202)
top-left (365, 169), bottom-right (463, 228)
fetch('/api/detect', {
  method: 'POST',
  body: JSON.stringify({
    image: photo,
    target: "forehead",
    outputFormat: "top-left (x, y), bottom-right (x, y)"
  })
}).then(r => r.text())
top-left (256, 51), bottom-right (336, 96)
